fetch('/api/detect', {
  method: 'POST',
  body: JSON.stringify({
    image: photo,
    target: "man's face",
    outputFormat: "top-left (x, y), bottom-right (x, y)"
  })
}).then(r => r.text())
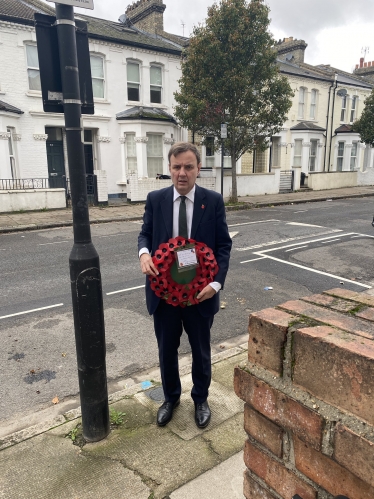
top-left (169, 150), bottom-right (201, 195)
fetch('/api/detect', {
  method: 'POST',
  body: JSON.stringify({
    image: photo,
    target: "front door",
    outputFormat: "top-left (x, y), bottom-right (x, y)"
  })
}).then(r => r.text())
top-left (46, 141), bottom-right (65, 188)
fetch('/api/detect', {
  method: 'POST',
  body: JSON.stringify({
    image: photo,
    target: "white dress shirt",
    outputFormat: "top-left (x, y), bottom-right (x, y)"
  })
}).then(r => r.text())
top-left (139, 185), bottom-right (221, 292)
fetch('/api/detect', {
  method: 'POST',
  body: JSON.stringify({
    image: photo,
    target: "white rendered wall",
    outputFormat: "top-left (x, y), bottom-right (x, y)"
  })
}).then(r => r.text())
top-left (307, 171), bottom-right (357, 190)
top-left (0, 189), bottom-right (66, 213)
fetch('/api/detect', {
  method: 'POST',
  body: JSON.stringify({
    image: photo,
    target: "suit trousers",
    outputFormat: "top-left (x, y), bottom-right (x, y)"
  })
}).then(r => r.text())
top-left (153, 300), bottom-right (214, 404)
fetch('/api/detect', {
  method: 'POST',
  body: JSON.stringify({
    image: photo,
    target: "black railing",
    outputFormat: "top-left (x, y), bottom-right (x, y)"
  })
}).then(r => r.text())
top-left (64, 175), bottom-right (98, 207)
top-left (0, 178), bottom-right (50, 190)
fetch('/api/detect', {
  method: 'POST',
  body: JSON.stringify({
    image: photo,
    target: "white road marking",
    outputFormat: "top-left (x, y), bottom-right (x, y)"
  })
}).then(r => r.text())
top-left (131, 221), bottom-right (143, 225)
top-left (229, 231), bottom-right (239, 238)
top-left (39, 241), bottom-right (70, 246)
top-left (351, 233), bottom-right (374, 239)
top-left (293, 210), bottom-right (308, 213)
top-left (321, 239), bottom-right (341, 244)
top-left (252, 253), bottom-right (371, 289)
top-left (257, 233), bottom-right (353, 254)
top-left (107, 285), bottom-right (145, 296)
top-left (0, 249), bottom-right (5, 251)
top-left (287, 222), bottom-right (324, 227)
top-left (228, 220), bottom-right (279, 227)
top-left (99, 234), bottom-right (126, 238)
top-left (0, 303), bottom-right (64, 320)
top-left (285, 245), bottom-right (309, 252)
top-left (236, 229), bottom-right (342, 252)
top-left (240, 256), bottom-right (267, 264)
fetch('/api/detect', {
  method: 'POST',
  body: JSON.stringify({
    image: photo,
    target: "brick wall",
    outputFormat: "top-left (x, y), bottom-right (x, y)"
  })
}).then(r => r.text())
top-left (234, 288), bottom-right (374, 499)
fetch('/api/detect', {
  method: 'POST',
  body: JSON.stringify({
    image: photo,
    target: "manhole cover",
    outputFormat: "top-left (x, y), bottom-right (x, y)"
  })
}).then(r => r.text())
top-left (146, 387), bottom-right (164, 402)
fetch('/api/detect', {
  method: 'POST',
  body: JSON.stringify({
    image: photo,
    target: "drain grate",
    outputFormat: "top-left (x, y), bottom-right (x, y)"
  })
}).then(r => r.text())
top-left (146, 386), bottom-right (165, 402)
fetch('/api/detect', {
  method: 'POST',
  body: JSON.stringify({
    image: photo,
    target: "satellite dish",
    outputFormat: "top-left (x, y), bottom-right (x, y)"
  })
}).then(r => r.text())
top-left (118, 14), bottom-right (127, 24)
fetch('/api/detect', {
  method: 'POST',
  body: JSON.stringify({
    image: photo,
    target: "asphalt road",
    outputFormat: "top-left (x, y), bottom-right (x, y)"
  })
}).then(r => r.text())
top-left (1, 197), bottom-right (374, 427)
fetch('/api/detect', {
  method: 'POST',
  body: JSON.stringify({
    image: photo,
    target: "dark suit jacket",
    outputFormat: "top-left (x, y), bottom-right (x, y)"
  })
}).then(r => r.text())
top-left (138, 184), bottom-right (232, 317)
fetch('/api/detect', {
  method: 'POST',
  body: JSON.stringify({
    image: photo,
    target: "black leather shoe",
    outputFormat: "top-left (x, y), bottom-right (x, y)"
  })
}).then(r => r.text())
top-left (157, 399), bottom-right (180, 427)
top-left (195, 400), bottom-right (211, 429)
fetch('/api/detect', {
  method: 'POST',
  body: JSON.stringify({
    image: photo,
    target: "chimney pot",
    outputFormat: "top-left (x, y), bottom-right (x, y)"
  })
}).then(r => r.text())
top-left (360, 57), bottom-right (364, 68)
top-left (364, 62), bottom-right (368, 67)
top-left (355, 64), bottom-right (359, 69)
top-left (369, 62), bottom-right (372, 67)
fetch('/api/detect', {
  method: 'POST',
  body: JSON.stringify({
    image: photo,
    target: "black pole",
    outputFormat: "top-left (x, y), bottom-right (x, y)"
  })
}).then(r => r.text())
top-left (55, 4), bottom-right (109, 442)
top-left (221, 140), bottom-right (224, 197)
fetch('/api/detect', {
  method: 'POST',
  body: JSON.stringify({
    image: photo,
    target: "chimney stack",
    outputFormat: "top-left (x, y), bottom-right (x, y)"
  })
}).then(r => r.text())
top-left (360, 57), bottom-right (364, 68)
top-left (125, 0), bottom-right (166, 34)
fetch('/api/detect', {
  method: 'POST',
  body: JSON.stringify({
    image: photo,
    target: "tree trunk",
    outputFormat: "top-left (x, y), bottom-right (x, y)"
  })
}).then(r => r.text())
top-left (230, 142), bottom-right (238, 203)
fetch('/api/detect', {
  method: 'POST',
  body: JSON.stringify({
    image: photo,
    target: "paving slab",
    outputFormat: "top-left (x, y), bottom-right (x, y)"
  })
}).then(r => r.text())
top-left (0, 351), bottom-right (247, 499)
top-left (170, 452), bottom-right (245, 499)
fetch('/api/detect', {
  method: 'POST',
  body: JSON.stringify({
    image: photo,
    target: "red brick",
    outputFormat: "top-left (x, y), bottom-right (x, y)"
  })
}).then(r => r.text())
top-left (334, 424), bottom-right (374, 488)
top-left (244, 471), bottom-right (277, 499)
top-left (234, 368), bottom-right (323, 450)
top-left (292, 326), bottom-right (374, 425)
top-left (294, 436), bottom-right (374, 499)
top-left (244, 404), bottom-right (283, 458)
top-left (244, 440), bottom-right (316, 499)
top-left (279, 299), bottom-right (374, 339)
top-left (302, 293), bottom-right (358, 312)
top-left (324, 288), bottom-right (374, 307)
top-left (356, 307), bottom-right (374, 322)
top-left (248, 308), bottom-right (293, 376)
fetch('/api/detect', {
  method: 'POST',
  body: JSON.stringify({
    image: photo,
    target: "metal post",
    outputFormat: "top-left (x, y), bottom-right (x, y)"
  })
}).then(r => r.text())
top-left (220, 141), bottom-right (224, 197)
top-left (55, 4), bottom-right (109, 442)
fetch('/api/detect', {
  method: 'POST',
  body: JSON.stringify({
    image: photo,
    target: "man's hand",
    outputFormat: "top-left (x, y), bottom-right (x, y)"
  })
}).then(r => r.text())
top-left (140, 253), bottom-right (159, 276)
top-left (196, 284), bottom-right (216, 302)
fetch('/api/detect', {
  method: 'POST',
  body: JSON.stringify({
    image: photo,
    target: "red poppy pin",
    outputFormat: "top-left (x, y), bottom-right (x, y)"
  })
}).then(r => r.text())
top-left (201, 204), bottom-right (205, 209)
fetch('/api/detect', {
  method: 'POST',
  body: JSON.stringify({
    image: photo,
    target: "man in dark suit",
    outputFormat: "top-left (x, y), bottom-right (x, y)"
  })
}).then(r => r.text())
top-left (138, 142), bottom-right (232, 428)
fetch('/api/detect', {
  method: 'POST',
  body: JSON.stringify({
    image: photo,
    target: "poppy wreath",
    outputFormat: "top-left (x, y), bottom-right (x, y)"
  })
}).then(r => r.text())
top-left (149, 236), bottom-right (219, 307)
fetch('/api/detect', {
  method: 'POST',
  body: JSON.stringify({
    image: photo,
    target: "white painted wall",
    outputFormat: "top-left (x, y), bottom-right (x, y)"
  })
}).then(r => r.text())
top-left (0, 189), bottom-right (66, 213)
top-left (357, 167), bottom-right (374, 186)
top-left (307, 171), bottom-right (357, 190)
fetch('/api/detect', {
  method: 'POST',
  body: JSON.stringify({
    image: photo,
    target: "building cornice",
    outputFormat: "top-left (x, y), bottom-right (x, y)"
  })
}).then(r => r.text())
top-left (0, 16), bottom-right (181, 57)
top-left (29, 110), bottom-right (111, 122)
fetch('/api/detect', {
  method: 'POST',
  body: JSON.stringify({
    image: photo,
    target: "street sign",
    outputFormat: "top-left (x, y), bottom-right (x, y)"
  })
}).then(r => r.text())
top-left (46, 0), bottom-right (94, 10)
top-left (35, 13), bottom-right (94, 114)
top-left (221, 123), bottom-right (228, 139)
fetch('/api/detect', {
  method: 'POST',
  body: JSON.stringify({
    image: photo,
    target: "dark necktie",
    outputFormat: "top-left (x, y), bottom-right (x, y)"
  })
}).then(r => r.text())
top-left (178, 196), bottom-right (188, 238)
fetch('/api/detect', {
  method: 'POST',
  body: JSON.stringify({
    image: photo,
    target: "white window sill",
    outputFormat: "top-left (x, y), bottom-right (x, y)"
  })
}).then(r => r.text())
top-left (94, 98), bottom-right (111, 104)
top-left (127, 100), bottom-right (142, 105)
top-left (26, 91), bottom-right (42, 98)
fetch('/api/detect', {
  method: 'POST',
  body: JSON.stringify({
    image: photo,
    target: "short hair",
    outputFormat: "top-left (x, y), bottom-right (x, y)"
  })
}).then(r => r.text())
top-left (168, 142), bottom-right (201, 165)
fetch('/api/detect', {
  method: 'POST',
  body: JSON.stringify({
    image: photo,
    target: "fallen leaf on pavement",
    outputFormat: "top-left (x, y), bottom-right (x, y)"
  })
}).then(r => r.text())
top-left (52, 396), bottom-right (59, 405)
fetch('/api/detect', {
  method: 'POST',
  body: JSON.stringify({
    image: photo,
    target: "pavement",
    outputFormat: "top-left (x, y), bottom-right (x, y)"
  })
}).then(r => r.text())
top-left (0, 346), bottom-right (248, 499)
top-left (1, 185), bottom-right (374, 233)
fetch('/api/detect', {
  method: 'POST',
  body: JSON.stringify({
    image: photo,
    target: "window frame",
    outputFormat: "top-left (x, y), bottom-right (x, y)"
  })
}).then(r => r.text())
top-left (350, 96), bottom-right (358, 123)
top-left (146, 133), bottom-right (164, 178)
top-left (340, 94), bottom-right (347, 122)
top-left (310, 89), bottom-right (318, 120)
top-left (350, 142), bottom-right (358, 170)
top-left (150, 64), bottom-right (163, 104)
top-left (293, 139), bottom-right (303, 167)
top-left (90, 53), bottom-right (105, 100)
top-left (127, 60), bottom-right (141, 102)
top-left (25, 43), bottom-right (41, 92)
top-left (337, 141), bottom-right (345, 171)
top-left (7, 127), bottom-right (17, 179)
top-left (309, 139), bottom-right (318, 172)
top-left (125, 133), bottom-right (138, 174)
top-left (298, 87), bottom-right (306, 119)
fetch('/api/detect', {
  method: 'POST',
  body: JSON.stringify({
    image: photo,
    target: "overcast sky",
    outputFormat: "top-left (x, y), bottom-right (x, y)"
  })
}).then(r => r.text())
top-left (44, 0), bottom-right (374, 72)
